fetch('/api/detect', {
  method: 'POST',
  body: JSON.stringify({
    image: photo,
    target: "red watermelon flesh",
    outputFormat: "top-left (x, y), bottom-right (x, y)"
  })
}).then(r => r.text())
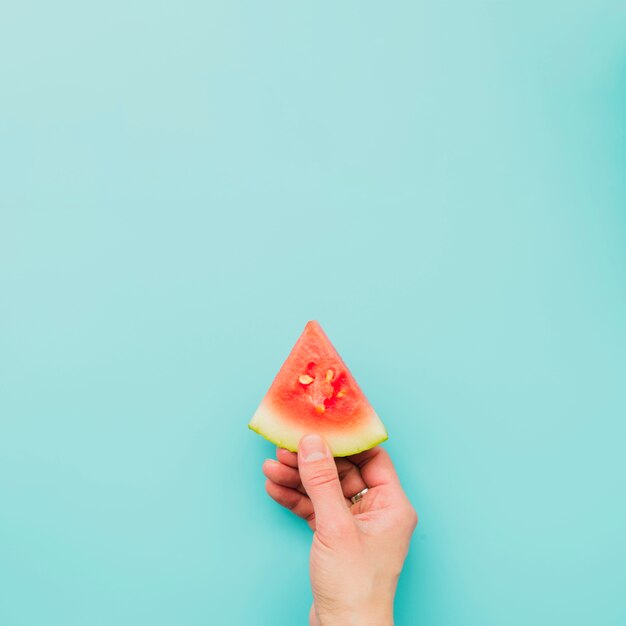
top-left (248, 321), bottom-right (387, 457)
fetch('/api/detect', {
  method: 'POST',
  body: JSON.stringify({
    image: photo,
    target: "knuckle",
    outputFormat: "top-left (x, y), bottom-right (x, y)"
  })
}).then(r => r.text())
top-left (406, 506), bottom-right (419, 529)
top-left (285, 496), bottom-right (299, 511)
top-left (397, 503), bottom-right (418, 530)
top-left (306, 467), bottom-right (339, 489)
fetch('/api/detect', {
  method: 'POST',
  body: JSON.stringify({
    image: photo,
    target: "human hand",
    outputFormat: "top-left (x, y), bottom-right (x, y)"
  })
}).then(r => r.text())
top-left (263, 434), bottom-right (418, 626)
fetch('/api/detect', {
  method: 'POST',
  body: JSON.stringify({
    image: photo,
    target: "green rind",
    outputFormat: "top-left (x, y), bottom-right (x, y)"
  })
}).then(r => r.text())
top-left (248, 422), bottom-right (388, 457)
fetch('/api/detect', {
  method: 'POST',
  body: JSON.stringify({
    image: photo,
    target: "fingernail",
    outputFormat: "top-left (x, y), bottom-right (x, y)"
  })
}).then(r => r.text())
top-left (300, 434), bottom-right (328, 462)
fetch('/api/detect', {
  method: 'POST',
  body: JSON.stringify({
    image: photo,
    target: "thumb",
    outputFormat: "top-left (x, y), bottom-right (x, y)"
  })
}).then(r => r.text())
top-left (298, 434), bottom-right (350, 529)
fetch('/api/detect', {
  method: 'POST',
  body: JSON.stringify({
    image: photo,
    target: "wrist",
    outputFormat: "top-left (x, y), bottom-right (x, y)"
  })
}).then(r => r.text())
top-left (317, 600), bottom-right (394, 626)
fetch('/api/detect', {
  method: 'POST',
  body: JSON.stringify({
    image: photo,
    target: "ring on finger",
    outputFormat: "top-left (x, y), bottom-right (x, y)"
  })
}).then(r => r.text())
top-left (350, 487), bottom-right (369, 505)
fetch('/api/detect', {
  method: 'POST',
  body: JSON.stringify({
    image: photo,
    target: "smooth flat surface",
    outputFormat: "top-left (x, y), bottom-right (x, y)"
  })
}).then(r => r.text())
top-left (1, 2), bottom-right (626, 625)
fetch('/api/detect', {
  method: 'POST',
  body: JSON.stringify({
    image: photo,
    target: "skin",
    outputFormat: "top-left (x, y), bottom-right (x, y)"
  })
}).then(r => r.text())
top-left (262, 434), bottom-right (418, 626)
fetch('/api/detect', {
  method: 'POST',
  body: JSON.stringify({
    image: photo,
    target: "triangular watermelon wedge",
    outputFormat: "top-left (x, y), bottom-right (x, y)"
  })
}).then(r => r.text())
top-left (249, 321), bottom-right (388, 457)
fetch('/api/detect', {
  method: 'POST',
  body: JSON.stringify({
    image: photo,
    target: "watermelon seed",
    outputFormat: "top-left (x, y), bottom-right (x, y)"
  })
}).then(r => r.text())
top-left (325, 369), bottom-right (334, 382)
top-left (337, 390), bottom-right (347, 398)
top-left (315, 404), bottom-right (325, 414)
top-left (298, 374), bottom-right (314, 385)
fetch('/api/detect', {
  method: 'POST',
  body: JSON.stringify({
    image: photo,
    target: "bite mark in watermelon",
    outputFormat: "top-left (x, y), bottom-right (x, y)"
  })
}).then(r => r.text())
top-left (248, 321), bottom-right (388, 457)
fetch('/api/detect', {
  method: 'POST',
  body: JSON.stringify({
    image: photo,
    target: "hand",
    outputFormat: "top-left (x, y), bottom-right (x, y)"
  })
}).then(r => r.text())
top-left (263, 434), bottom-right (418, 626)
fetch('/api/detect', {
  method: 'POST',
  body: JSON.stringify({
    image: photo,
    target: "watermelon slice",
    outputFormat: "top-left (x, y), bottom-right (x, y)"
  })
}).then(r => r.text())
top-left (248, 321), bottom-right (387, 457)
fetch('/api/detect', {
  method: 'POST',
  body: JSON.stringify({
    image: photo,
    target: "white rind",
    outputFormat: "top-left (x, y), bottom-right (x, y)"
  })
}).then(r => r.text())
top-left (248, 399), bottom-right (388, 457)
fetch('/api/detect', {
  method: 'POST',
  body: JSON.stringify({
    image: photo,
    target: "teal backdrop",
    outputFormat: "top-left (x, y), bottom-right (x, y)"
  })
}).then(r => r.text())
top-left (1, 2), bottom-right (625, 625)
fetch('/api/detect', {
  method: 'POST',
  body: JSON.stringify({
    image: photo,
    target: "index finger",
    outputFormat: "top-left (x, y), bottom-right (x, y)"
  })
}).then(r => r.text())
top-left (347, 446), bottom-right (400, 488)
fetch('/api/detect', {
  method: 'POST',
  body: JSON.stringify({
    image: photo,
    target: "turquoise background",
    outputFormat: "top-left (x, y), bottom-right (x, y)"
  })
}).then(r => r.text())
top-left (1, 2), bottom-right (625, 625)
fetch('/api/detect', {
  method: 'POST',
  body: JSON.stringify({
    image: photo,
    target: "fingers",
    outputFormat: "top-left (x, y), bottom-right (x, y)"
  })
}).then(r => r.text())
top-left (262, 459), bottom-right (302, 489)
top-left (264, 480), bottom-right (315, 524)
top-left (263, 459), bottom-right (352, 525)
top-left (297, 434), bottom-right (351, 529)
top-left (348, 446), bottom-right (401, 489)
top-left (276, 447), bottom-right (299, 468)
top-left (309, 603), bottom-right (320, 626)
top-left (276, 448), bottom-right (367, 499)
top-left (335, 459), bottom-right (368, 500)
